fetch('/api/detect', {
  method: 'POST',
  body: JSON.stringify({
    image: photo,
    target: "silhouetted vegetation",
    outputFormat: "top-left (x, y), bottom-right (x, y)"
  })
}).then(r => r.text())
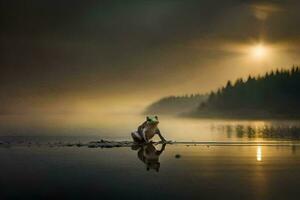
top-left (193, 66), bottom-right (300, 118)
top-left (145, 94), bottom-right (208, 115)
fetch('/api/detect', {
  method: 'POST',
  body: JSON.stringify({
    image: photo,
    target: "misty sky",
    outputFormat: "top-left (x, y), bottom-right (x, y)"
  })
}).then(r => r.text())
top-left (1, 0), bottom-right (300, 114)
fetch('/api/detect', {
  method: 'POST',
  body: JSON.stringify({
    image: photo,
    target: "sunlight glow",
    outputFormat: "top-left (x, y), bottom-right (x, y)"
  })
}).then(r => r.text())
top-left (256, 146), bottom-right (262, 161)
top-left (251, 44), bottom-right (268, 59)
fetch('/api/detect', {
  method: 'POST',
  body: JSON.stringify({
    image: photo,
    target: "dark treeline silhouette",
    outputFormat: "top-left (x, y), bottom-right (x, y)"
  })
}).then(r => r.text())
top-left (145, 94), bottom-right (208, 115)
top-left (193, 66), bottom-right (300, 118)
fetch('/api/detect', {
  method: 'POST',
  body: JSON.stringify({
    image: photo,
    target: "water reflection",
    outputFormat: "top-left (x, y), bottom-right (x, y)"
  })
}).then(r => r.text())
top-left (2, 113), bottom-right (300, 142)
top-left (257, 146), bottom-right (262, 161)
top-left (132, 143), bottom-right (166, 172)
top-left (215, 124), bottom-right (300, 140)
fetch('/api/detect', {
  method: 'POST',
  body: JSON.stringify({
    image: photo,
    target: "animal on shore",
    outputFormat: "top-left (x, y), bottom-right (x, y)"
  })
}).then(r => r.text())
top-left (131, 116), bottom-right (166, 143)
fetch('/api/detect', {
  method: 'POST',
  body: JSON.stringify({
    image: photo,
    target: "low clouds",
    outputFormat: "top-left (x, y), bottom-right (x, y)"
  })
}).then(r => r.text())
top-left (250, 2), bottom-right (284, 21)
top-left (1, 0), bottom-right (300, 113)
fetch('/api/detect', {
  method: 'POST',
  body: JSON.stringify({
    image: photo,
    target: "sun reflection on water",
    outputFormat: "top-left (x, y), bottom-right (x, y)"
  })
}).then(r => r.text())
top-left (257, 146), bottom-right (262, 161)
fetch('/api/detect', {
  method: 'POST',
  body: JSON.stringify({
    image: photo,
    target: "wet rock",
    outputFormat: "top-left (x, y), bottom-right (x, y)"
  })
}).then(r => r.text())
top-left (175, 154), bottom-right (181, 159)
top-left (85, 140), bottom-right (133, 148)
top-left (76, 143), bottom-right (84, 147)
top-left (88, 144), bottom-right (97, 148)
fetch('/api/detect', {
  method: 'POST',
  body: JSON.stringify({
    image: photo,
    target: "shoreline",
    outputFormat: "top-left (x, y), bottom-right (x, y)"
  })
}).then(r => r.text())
top-left (2, 140), bottom-right (300, 148)
top-left (183, 111), bottom-right (300, 120)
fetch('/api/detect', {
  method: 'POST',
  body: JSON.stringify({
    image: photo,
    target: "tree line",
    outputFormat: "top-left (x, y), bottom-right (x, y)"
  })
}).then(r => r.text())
top-left (195, 66), bottom-right (300, 118)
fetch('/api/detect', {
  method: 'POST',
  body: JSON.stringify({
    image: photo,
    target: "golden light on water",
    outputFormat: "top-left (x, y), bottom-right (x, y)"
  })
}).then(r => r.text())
top-left (257, 146), bottom-right (262, 161)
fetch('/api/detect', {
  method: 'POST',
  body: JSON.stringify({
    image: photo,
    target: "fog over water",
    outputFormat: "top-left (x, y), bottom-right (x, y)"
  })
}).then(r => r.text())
top-left (1, 113), bottom-right (300, 143)
top-left (2, 1), bottom-right (300, 199)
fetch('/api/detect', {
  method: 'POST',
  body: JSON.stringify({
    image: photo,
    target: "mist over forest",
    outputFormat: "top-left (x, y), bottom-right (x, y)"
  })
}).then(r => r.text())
top-left (146, 66), bottom-right (300, 119)
top-left (145, 94), bottom-right (208, 115)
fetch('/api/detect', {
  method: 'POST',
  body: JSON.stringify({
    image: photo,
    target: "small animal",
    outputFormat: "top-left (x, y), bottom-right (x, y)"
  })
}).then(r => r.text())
top-left (131, 116), bottom-right (166, 143)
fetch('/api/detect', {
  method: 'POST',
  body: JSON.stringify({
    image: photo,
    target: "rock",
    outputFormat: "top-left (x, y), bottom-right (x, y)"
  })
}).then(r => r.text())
top-left (88, 144), bottom-right (97, 148)
top-left (175, 154), bottom-right (181, 158)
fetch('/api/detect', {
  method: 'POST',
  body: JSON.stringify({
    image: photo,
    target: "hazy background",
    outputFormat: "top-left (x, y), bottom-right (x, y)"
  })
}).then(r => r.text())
top-left (1, 0), bottom-right (300, 115)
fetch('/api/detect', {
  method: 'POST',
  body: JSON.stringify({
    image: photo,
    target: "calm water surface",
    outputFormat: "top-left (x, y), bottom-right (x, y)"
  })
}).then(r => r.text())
top-left (1, 114), bottom-right (300, 199)
top-left (1, 113), bottom-right (300, 142)
top-left (1, 145), bottom-right (300, 199)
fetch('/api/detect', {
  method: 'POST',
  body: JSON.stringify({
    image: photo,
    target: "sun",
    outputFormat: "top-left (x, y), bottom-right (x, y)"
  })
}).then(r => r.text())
top-left (251, 44), bottom-right (268, 59)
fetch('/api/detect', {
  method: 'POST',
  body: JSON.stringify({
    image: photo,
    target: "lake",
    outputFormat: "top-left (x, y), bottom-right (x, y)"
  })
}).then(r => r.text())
top-left (1, 113), bottom-right (300, 142)
top-left (1, 114), bottom-right (300, 199)
top-left (2, 144), bottom-right (300, 199)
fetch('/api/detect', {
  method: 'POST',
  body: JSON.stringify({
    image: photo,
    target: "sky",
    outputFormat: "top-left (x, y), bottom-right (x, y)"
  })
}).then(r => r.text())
top-left (1, 0), bottom-right (300, 114)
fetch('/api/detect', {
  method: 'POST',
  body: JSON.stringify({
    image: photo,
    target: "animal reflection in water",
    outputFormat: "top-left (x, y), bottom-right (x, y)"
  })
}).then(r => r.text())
top-left (132, 142), bottom-right (166, 172)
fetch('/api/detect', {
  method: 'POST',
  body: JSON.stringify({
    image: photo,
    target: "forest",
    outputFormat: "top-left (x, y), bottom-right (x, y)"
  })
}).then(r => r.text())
top-left (192, 66), bottom-right (300, 118)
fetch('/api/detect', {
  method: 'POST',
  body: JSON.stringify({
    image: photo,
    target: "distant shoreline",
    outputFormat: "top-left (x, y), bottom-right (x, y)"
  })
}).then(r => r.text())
top-left (182, 111), bottom-right (300, 120)
top-left (146, 67), bottom-right (300, 120)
